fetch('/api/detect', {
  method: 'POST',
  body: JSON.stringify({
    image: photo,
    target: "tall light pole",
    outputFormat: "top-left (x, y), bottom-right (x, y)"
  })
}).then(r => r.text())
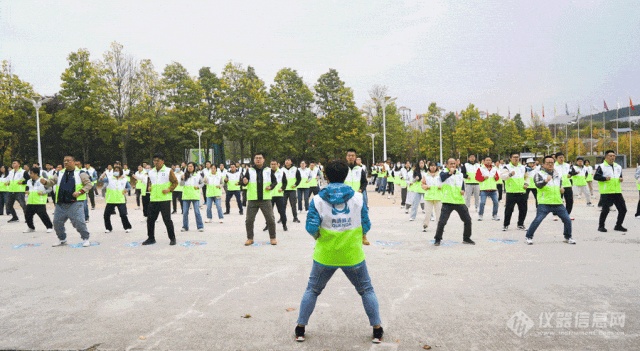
top-left (437, 108), bottom-right (446, 166)
top-left (21, 96), bottom-right (52, 168)
top-left (399, 107), bottom-right (415, 161)
top-left (373, 96), bottom-right (397, 162)
top-left (192, 129), bottom-right (206, 164)
top-left (366, 133), bottom-right (376, 167)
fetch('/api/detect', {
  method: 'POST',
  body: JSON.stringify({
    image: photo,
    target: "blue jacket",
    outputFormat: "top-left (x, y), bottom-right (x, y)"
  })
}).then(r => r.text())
top-left (305, 182), bottom-right (371, 236)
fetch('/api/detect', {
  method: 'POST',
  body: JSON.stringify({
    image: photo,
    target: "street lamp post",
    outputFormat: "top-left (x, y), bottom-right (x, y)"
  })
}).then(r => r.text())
top-left (436, 108), bottom-right (446, 166)
top-left (21, 96), bottom-right (52, 168)
top-left (366, 133), bottom-right (376, 167)
top-left (373, 96), bottom-right (397, 162)
top-left (192, 129), bottom-right (206, 164)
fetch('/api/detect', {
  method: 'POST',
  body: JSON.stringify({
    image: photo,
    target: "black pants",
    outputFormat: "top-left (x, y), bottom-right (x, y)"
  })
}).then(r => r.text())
top-left (435, 203), bottom-right (472, 241)
top-left (599, 193), bottom-right (627, 228)
top-left (635, 191), bottom-right (640, 217)
top-left (242, 189), bottom-right (247, 207)
top-left (104, 203), bottom-right (132, 231)
top-left (0, 192), bottom-right (7, 215)
top-left (7, 192), bottom-right (27, 220)
top-left (496, 184), bottom-right (503, 201)
top-left (388, 182), bottom-right (395, 195)
top-left (503, 192), bottom-right (527, 227)
top-left (561, 187), bottom-right (573, 214)
top-left (135, 189), bottom-right (142, 207)
top-left (26, 204), bottom-right (52, 229)
top-left (142, 194), bottom-right (150, 217)
top-left (225, 190), bottom-right (243, 214)
top-left (48, 190), bottom-right (56, 204)
top-left (401, 187), bottom-right (408, 206)
top-left (526, 187), bottom-right (538, 207)
top-left (172, 191), bottom-right (183, 213)
top-left (88, 186), bottom-right (96, 208)
top-left (147, 201), bottom-right (175, 241)
top-left (283, 190), bottom-right (298, 220)
top-left (309, 186), bottom-right (320, 196)
top-left (271, 196), bottom-right (287, 224)
top-left (370, 174), bottom-right (377, 185)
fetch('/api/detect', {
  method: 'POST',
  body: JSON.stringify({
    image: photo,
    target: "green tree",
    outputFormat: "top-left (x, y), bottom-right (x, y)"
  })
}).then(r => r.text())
top-left (363, 85), bottom-right (411, 162)
top-left (512, 113), bottom-right (526, 137)
top-left (524, 115), bottom-right (553, 156)
top-left (198, 67), bottom-right (223, 161)
top-left (454, 104), bottom-right (493, 157)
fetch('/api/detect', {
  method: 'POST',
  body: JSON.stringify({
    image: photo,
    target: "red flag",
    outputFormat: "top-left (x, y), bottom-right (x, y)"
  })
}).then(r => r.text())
top-left (603, 100), bottom-right (609, 111)
top-left (631, 97), bottom-right (636, 111)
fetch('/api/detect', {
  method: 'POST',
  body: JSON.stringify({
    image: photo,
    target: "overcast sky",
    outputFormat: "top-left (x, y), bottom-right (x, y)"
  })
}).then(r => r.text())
top-left (2, 0), bottom-right (640, 122)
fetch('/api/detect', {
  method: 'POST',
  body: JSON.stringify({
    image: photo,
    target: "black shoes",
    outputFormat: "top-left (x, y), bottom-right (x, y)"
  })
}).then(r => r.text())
top-left (7, 218), bottom-right (19, 223)
top-left (598, 227), bottom-right (608, 232)
top-left (295, 325), bottom-right (305, 342)
top-left (614, 225), bottom-right (627, 232)
top-left (372, 326), bottom-right (384, 344)
top-left (142, 239), bottom-right (156, 245)
top-left (283, 224), bottom-right (288, 231)
top-left (434, 240), bottom-right (441, 246)
top-left (224, 211), bottom-right (230, 215)
top-left (463, 239), bottom-right (476, 245)
top-left (169, 239), bottom-right (176, 245)
top-left (293, 218), bottom-right (300, 223)
top-left (277, 219), bottom-right (282, 224)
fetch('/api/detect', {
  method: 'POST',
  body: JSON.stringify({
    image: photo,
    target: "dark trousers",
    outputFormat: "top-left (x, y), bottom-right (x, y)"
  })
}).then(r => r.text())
top-left (599, 193), bottom-right (627, 228)
top-left (7, 192), bottom-right (27, 220)
top-left (104, 203), bottom-right (132, 231)
top-left (142, 194), bottom-right (150, 217)
top-left (370, 174), bottom-right (377, 185)
top-left (172, 191), bottom-right (183, 213)
top-left (88, 186), bottom-right (95, 208)
top-left (26, 204), bottom-right (53, 229)
top-left (297, 188), bottom-right (310, 211)
top-left (387, 182), bottom-right (394, 195)
top-left (435, 203), bottom-right (472, 241)
top-left (242, 189), bottom-right (247, 207)
top-left (401, 187), bottom-right (408, 206)
top-left (271, 196), bottom-right (287, 224)
top-left (147, 201), bottom-right (175, 241)
top-left (526, 187), bottom-right (538, 207)
top-left (0, 192), bottom-right (7, 215)
top-left (635, 191), bottom-right (640, 217)
top-left (497, 184), bottom-right (503, 201)
top-left (246, 200), bottom-right (276, 239)
top-left (283, 190), bottom-right (298, 220)
top-left (309, 186), bottom-right (320, 196)
top-left (135, 189), bottom-right (142, 207)
top-left (503, 192), bottom-right (527, 227)
top-left (50, 189), bottom-right (56, 204)
top-left (561, 187), bottom-right (574, 214)
top-left (225, 190), bottom-right (243, 214)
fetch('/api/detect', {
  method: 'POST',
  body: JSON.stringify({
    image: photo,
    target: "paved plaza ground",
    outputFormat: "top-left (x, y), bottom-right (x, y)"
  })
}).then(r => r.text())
top-left (1, 170), bottom-right (639, 350)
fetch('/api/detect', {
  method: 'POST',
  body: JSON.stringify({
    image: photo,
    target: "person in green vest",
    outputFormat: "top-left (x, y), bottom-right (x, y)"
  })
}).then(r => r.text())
top-left (282, 158), bottom-right (301, 223)
top-left (204, 164), bottom-right (225, 224)
top-left (634, 162), bottom-right (640, 219)
top-left (594, 150), bottom-right (627, 232)
top-left (0, 165), bottom-right (8, 216)
top-left (23, 167), bottom-right (53, 233)
top-left (297, 161), bottom-right (311, 212)
top-left (308, 162), bottom-right (320, 197)
top-left (263, 160), bottom-right (288, 232)
top-left (500, 152), bottom-right (529, 231)
top-left (524, 155), bottom-right (575, 245)
top-left (461, 154), bottom-right (481, 212)
top-left (572, 157), bottom-right (593, 206)
top-left (476, 156), bottom-right (500, 221)
top-left (5, 160), bottom-right (28, 223)
top-left (180, 162), bottom-right (204, 232)
top-left (224, 163), bottom-right (244, 215)
top-left (345, 149), bottom-right (370, 244)
top-left (495, 159), bottom-right (505, 202)
top-left (133, 164), bottom-right (150, 217)
top-left (84, 161), bottom-right (98, 210)
top-left (585, 159), bottom-right (595, 196)
top-left (242, 152), bottom-right (277, 246)
top-left (407, 160), bottom-right (426, 221)
top-left (171, 164), bottom-right (184, 214)
top-left (554, 152), bottom-right (578, 220)
top-left (294, 159), bottom-right (383, 344)
top-left (141, 152), bottom-right (179, 245)
top-left (434, 158), bottom-right (474, 246)
top-left (421, 162), bottom-right (442, 232)
top-left (400, 161), bottom-right (411, 207)
top-left (100, 164), bottom-right (132, 234)
top-left (41, 155), bottom-right (94, 247)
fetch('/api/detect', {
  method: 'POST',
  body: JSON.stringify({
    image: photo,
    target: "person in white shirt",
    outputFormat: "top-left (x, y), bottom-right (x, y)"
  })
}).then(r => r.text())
top-left (421, 162), bottom-right (442, 231)
top-left (180, 162), bottom-right (205, 232)
top-left (204, 164), bottom-right (224, 223)
top-left (5, 160), bottom-right (28, 223)
top-left (23, 167), bottom-right (53, 233)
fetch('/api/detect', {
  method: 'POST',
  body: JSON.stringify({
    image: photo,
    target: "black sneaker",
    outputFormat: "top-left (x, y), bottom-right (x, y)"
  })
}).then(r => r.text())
top-left (434, 240), bottom-right (441, 246)
top-left (169, 239), bottom-right (177, 246)
top-left (277, 219), bottom-right (282, 224)
top-left (295, 325), bottom-right (305, 342)
top-left (142, 239), bottom-right (156, 245)
top-left (293, 218), bottom-right (300, 223)
top-left (614, 225), bottom-right (628, 232)
top-left (7, 218), bottom-right (19, 223)
top-left (283, 224), bottom-right (288, 231)
top-left (517, 225), bottom-right (527, 230)
top-left (263, 225), bottom-right (268, 232)
top-left (224, 211), bottom-right (230, 215)
top-left (598, 227), bottom-right (607, 233)
top-left (372, 326), bottom-right (384, 344)
top-left (463, 239), bottom-right (476, 245)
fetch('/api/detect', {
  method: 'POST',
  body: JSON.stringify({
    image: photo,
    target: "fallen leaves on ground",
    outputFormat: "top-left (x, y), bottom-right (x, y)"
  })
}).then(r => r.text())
top-left (241, 314), bottom-right (252, 318)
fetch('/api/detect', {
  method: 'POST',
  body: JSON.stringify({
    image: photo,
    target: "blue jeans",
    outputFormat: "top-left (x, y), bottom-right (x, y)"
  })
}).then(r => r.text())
top-left (297, 260), bottom-right (381, 326)
top-left (526, 204), bottom-right (572, 239)
top-left (206, 197), bottom-right (224, 220)
top-left (479, 190), bottom-right (499, 216)
top-left (182, 200), bottom-right (203, 230)
top-left (378, 177), bottom-right (388, 194)
top-left (297, 188), bottom-right (310, 211)
top-left (83, 199), bottom-right (89, 221)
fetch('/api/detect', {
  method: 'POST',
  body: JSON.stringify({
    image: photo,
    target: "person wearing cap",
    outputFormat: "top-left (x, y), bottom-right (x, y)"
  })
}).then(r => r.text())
top-left (594, 150), bottom-right (627, 233)
top-left (572, 157), bottom-right (593, 207)
top-left (525, 158), bottom-right (539, 207)
top-left (500, 152), bottom-right (529, 231)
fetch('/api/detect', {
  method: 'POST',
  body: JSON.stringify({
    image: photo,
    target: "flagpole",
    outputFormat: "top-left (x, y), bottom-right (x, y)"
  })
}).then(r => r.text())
top-left (590, 106), bottom-right (593, 155)
top-left (616, 101), bottom-right (619, 154)
top-left (602, 108), bottom-right (606, 155)
top-left (577, 107), bottom-right (581, 156)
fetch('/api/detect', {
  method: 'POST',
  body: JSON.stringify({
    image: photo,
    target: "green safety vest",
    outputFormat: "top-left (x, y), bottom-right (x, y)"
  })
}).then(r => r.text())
top-left (555, 162), bottom-right (572, 188)
top-left (26, 179), bottom-right (48, 205)
top-left (246, 167), bottom-right (273, 201)
top-left (537, 170), bottom-right (563, 205)
top-left (298, 168), bottom-right (311, 189)
top-left (345, 166), bottom-right (363, 191)
top-left (205, 173), bottom-right (223, 198)
top-left (105, 176), bottom-right (127, 204)
top-left (441, 172), bottom-right (465, 204)
top-left (308, 168), bottom-right (319, 187)
top-left (283, 166), bottom-right (298, 191)
top-left (55, 169), bottom-right (87, 202)
top-left (503, 164), bottom-right (526, 194)
top-left (597, 161), bottom-right (622, 194)
top-left (271, 169), bottom-right (284, 197)
top-left (479, 165), bottom-right (498, 191)
top-left (226, 171), bottom-right (242, 191)
top-left (464, 163), bottom-right (480, 184)
top-left (423, 173), bottom-right (442, 201)
top-left (408, 171), bottom-right (425, 193)
top-left (134, 171), bottom-right (147, 196)
top-left (572, 166), bottom-right (587, 187)
top-left (148, 165), bottom-right (173, 202)
top-left (173, 171), bottom-right (184, 192)
top-left (8, 170), bottom-right (27, 193)
top-left (313, 193), bottom-right (365, 267)
top-left (181, 174), bottom-right (202, 201)
top-left (586, 167), bottom-right (594, 182)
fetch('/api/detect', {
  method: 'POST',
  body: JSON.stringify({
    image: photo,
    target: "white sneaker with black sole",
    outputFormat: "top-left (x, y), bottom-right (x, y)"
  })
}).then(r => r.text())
top-left (526, 237), bottom-right (533, 245)
top-left (563, 238), bottom-right (576, 245)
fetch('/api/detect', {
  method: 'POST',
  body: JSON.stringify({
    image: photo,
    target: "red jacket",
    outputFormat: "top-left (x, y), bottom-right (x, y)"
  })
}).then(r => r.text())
top-left (475, 166), bottom-right (500, 183)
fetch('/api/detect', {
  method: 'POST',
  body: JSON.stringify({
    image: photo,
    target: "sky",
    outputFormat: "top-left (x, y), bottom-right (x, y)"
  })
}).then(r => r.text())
top-left (2, 0), bottom-right (640, 123)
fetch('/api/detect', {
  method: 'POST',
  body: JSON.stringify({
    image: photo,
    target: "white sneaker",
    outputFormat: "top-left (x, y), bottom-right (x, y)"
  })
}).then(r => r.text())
top-left (125, 229), bottom-right (131, 233)
top-left (23, 228), bottom-right (35, 233)
top-left (526, 237), bottom-right (533, 245)
top-left (409, 218), bottom-right (415, 221)
top-left (52, 240), bottom-right (67, 247)
top-left (82, 240), bottom-right (91, 247)
top-left (205, 219), bottom-right (212, 223)
top-left (502, 226), bottom-right (508, 231)
top-left (431, 216), bottom-right (435, 221)
top-left (478, 216), bottom-right (483, 221)
top-left (46, 228), bottom-right (53, 233)
top-left (493, 216), bottom-right (500, 221)
top-left (636, 215), bottom-right (640, 219)
top-left (564, 238), bottom-right (576, 245)
top-left (198, 228), bottom-right (204, 232)
top-left (104, 230), bottom-right (111, 233)
top-left (219, 220), bottom-right (224, 223)
top-left (405, 210), bottom-right (409, 214)
top-left (181, 228), bottom-right (187, 232)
